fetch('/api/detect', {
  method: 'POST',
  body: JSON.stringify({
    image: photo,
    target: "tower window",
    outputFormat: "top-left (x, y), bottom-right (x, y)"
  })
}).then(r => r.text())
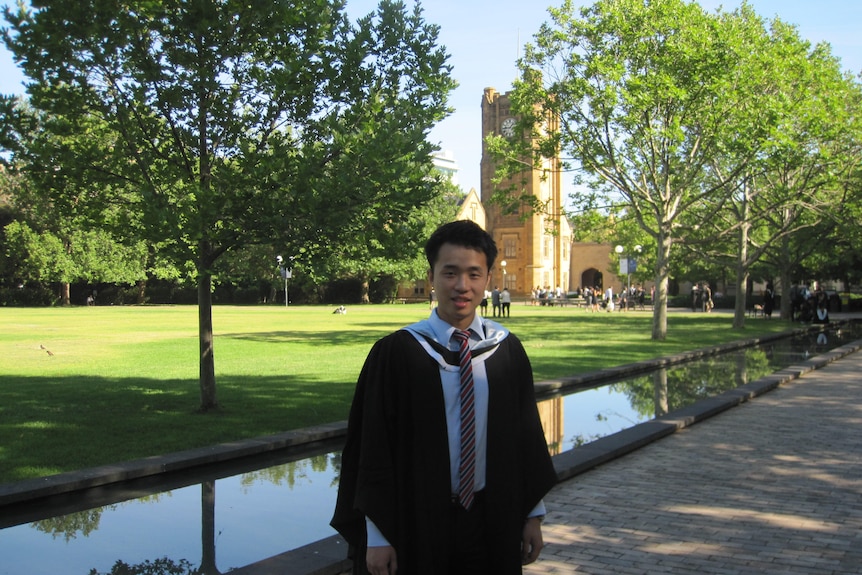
top-left (504, 238), bottom-right (517, 259)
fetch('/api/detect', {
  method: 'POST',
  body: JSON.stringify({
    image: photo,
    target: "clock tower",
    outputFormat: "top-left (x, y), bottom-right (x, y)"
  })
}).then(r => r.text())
top-left (480, 87), bottom-right (571, 297)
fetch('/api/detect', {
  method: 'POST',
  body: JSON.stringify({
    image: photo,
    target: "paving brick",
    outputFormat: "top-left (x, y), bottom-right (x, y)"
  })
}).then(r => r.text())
top-left (526, 342), bottom-right (862, 575)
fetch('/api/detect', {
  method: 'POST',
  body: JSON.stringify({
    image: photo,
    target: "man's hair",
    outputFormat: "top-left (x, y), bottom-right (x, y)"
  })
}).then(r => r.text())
top-left (425, 220), bottom-right (498, 271)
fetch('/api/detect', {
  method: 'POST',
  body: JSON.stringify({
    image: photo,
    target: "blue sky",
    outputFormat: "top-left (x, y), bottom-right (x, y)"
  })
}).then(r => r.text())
top-left (2, 0), bottom-right (859, 194)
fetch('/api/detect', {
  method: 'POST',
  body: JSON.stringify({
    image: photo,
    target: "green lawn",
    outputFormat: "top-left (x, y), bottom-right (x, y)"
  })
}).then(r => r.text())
top-left (0, 303), bottom-right (792, 484)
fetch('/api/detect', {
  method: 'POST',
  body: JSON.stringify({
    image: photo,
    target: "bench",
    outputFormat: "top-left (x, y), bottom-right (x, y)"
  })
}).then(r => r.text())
top-left (388, 297), bottom-right (426, 304)
top-left (533, 298), bottom-right (570, 307)
top-left (749, 304), bottom-right (764, 318)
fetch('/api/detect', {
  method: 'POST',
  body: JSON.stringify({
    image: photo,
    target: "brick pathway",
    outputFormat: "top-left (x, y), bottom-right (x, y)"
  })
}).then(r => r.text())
top-left (528, 347), bottom-right (862, 574)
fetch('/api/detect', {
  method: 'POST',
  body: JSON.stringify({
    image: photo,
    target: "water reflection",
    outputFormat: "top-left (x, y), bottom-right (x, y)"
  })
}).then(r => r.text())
top-left (1, 324), bottom-right (858, 574)
top-left (0, 451), bottom-right (343, 575)
top-left (543, 325), bottom-right (858, 452)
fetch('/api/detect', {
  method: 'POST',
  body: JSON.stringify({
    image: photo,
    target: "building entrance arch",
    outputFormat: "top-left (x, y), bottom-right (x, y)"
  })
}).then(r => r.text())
top-left (581, 269), bottom-right (603, 290)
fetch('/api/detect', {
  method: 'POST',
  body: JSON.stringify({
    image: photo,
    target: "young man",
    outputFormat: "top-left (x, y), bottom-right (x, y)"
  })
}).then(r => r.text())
top-left (501, 287), bottom-right (512, 317)
top-left (331, 220), bottom-right (557, 575)
top-left (491, 285), bottom-right (502, 317)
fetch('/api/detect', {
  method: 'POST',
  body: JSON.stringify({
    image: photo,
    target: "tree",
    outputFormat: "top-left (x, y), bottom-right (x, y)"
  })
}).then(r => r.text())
top-left (685, 20), bottom-right (861, 325)
top-left (809, 166), bottom-right (862, 290)
top-left (763, 71), bottom-right (862, 317)
top-left (505, 0), bottom-right (781, 339)
top-left (4, 220), bottom-right (148, 304)
top-left (1, 104), bottom-right (151, 304)
top-left (325, 177), bottom-right (461, 303)
top-left (3, 0), bottom-right (455, 410)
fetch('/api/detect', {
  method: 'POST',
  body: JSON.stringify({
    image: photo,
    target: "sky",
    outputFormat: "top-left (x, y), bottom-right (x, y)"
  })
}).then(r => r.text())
top-left (1, 0), bottom-right (860, 194)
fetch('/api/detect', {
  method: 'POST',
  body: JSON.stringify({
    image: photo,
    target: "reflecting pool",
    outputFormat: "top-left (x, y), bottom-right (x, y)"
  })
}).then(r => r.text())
top-left (543, 324), bottom-right (862, 452)
top-left (1, 323), bottom-right (859, 574)
top-left (0, 442), bottom-right (344, 575)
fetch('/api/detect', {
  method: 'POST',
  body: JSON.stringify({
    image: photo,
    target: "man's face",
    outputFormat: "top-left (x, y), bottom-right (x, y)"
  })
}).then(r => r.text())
top-left (428, 243), bottom-right (491, 330)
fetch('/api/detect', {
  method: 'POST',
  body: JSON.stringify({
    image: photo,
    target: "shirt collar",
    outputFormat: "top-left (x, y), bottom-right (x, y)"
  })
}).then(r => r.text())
top-left (429, 309), bottom-right (484, 346)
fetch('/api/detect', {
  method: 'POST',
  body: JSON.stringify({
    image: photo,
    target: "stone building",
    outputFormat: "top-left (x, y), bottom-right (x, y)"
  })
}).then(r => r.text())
top-left (480, 87), bottom-right (573, 296)
top-left (399, 87), bottom-right (636, 301)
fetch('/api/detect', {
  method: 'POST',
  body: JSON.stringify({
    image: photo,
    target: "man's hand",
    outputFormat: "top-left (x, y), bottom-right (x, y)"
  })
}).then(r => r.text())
top-left (367, 545), bottom-right (398, 575)
top-left (521, 516), bottom-right (545, 565)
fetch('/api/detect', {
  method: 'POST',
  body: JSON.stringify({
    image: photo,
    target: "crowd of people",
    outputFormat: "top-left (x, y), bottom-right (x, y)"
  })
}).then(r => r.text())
top-left (748, 282), bottom-right (837, 324)
top-left (790, 283), bottom-right (833, 324)
top-left (529, 286), bottom-right (566, 306)
top-left (459, 278), bottom-right (838, 325)
top-left (690, 282), bottom-right (714, 313)
top-left (480, 286), bottom-right (512, 317)
top-left (574, 285), bottom-right (648, 312)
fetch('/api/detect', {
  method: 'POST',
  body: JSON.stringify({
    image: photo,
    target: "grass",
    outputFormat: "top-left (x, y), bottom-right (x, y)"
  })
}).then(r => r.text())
top-left (0, 303), bottom-right (793, 484)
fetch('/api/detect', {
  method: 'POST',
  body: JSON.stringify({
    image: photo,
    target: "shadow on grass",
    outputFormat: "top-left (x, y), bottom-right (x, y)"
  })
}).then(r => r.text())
top-left (218, 327), bottom-right (393, 346)
top-left (0, 373), bottom-right (356, 484)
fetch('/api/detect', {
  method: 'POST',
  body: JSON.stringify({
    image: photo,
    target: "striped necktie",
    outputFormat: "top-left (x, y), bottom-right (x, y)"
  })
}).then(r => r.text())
top-left (453, 330), bottom-right (476, 510)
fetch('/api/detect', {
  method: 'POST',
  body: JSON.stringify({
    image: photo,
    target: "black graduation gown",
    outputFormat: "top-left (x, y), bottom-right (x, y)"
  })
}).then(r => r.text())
top-left (330, 327), bottom-right (557, 575)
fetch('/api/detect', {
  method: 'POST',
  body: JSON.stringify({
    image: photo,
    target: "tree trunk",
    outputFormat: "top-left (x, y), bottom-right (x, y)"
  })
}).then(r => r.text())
top-left (60, 282), bottom-right (71, 306)
top-left (732, 178), bottom-right (752, 329)
top-left (200, 480), bottom-right (220, 574)
top-left (653, 367), bottom-right (668, 417)
top-left (136, 279), bottom-right (147, 304)
top-left (733, 263), bottom-right (749, 330)
top-left (734, 351), bottom-right (749, 387)
top-left (651, 229), bottom-right (671, 340)
top-left (198, 262), bottom-right (217, 412)
top-left (779, 232), bottom-right (793, 320)
top-left (195, 37), bottom-right (217, 412)
top-left (360, 275), bottom-right (370, 304)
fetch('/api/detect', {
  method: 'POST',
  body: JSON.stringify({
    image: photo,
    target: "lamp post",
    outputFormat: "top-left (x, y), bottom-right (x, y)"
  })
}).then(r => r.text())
top-left (276, 255), bottom-right (292, 307)
top-left (500, 260), bottom-right (507, 290)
